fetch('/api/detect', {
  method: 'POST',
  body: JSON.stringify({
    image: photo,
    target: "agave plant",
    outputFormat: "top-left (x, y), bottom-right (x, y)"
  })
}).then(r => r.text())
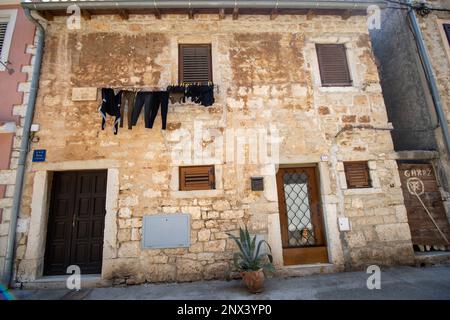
top-left (227, 226), bottom-right (274, 272)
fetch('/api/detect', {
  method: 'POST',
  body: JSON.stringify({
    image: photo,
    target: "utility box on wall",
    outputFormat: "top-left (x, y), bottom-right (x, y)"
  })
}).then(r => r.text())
top-left (251, 177), bottom-right (264, 191)
top-left (142, 214), bottom-right (190, 249)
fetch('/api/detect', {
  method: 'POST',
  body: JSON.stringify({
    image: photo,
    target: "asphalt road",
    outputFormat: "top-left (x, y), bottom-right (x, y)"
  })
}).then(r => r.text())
top-left (7, 265), bottom-right (450, 300)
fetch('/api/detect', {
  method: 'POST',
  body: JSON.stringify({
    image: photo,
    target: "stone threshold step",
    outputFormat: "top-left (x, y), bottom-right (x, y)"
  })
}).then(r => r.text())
top-left (18, 274), bottom-right (112, 290)
top-left (415, 251), bottom-right (450, 267)
top-left (274, 263), bottom-right (339, 278)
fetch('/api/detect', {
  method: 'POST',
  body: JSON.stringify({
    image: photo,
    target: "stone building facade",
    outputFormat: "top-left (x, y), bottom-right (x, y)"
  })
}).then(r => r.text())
top-left (371, 0), bottom-right (450, 254)
top-left (420, 0), bottom-right (450, 124)
top-left (417, 0), bottom-right (450, 194)
top-left (11, 5), bottom-right (415, 285)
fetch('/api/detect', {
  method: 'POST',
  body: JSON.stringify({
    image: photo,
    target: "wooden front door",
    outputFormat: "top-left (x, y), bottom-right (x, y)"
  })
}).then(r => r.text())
top-left (398, 163), bottom-right (450, 250)
top-left (276, 166), bottom-right (328, 265)
top-left (44, 170), bottom-right (107, 275)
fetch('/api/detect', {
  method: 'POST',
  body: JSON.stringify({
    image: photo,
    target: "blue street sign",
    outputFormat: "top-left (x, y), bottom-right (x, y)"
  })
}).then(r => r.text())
top-left (32, 149), bottom-right (46, 162)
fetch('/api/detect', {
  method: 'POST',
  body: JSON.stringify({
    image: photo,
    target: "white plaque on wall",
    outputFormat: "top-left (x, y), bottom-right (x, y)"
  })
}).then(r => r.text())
top-left (72, 87), bottom-right (98, 101)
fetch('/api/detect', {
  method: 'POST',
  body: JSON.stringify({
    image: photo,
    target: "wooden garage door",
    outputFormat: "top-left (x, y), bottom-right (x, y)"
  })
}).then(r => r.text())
top-left (398, 163), bottom-right (450, 250)
top-left (44, 170), bottom-right (107, 275)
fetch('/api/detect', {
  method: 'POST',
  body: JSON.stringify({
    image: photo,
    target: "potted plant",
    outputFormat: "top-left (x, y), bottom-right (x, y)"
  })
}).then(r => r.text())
top-left (227, 226), bottom-right (274, 293)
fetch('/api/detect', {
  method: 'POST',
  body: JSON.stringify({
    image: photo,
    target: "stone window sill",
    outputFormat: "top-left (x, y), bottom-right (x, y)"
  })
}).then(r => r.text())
top-left (170, 189), bottom-right (224, 198)
top-left (343, 188), bottom-right (382, 195)
top-left (315, 86), bottom-right (360, 93)
top-left (0, 121), bottom-right (16, 133)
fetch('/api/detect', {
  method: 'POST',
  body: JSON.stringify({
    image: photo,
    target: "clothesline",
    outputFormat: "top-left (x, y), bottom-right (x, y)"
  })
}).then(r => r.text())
top-left (98, 83), bottom-right (216, 135)
top-left (99, 83), bottom-right (220, 92)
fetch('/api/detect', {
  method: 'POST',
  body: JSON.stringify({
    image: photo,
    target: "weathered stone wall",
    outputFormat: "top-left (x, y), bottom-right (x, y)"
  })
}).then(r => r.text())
top-left (418, 0), bottom-right (450, 222)
top-left (14, 13), bottom-right (414, 284)
top-left (420, 3), bottom-right (450, 124)
top-left (370, 8), bottom-right (439, 152)
top-left (371, 1), bottom-right (450, 218)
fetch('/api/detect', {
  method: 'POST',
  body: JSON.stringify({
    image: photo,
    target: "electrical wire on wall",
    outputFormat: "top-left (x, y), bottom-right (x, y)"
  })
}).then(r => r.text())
top-left (383, 0), bottom-right (450, 15)
top-left (334, 124), bottom-right (393, 139)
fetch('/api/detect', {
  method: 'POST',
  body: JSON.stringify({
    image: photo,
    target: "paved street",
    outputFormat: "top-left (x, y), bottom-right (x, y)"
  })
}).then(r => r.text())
top-left (6, 265), bottom-right (450, 300)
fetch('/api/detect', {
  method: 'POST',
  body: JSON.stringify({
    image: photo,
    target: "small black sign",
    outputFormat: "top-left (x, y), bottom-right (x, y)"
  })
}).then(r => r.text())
top-left (251, 177), bottom-right (264, 191)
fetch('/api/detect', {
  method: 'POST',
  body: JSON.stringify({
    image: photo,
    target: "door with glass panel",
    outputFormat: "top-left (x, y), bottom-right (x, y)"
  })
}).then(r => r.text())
top-left (276, 166), bottom-right (328, 265)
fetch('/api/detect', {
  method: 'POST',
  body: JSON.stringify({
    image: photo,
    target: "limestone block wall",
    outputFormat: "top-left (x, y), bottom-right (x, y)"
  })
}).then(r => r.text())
top-left (13, 13), bottom-right (414, 284)
top-left (422, 1), bottom-right (450, 112)
top-left (419, 9), bottom-right (450, 122)
top-left (370, 2), bottom-right (450, 223)
top-left (370, 8), bottom-right (439, 152)
top-left (418, 5), bottom-right (450, 199)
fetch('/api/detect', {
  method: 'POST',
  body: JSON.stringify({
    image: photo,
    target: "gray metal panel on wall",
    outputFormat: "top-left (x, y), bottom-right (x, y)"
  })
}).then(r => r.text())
top-left (142, 214), bottom-right (190, 249)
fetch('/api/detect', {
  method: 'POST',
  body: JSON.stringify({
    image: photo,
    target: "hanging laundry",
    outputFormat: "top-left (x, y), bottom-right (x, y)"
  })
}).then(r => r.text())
top-left (99, 88), bottom-right (122, 135)
top-left (120, 90), bottom-right (136, 130)
top-left (167, 85), bottom-right (185, 104)
top-left (131, 91), bottom-right (169, 130)
top-left (148, 91), bottom-right (169, 130)
top-left (167, 83), bottom-right (215, 107)
top-left (186, 84), bottom-right (215, 107)
top-left (131, 91), bottom-right (152, 128)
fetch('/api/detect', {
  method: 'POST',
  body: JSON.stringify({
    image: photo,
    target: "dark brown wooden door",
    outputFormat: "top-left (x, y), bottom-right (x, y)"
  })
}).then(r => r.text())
top-left (398, 163), bottom-right (450, 250)
top-left (44, 170), bottom-right (107, 275)
top-left (276, 166), bottom-right (328, 265)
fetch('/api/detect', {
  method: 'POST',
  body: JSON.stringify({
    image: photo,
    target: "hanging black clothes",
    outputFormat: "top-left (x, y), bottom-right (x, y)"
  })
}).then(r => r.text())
top-left (99, 88), bottom-right (122, 135)
top-left (167, 85), bottom-right (186, 104)
top-left (167, 84), bottom-right (215, 107)
top-left (185, 84), bottom-right (215, 107)
top-left (148, 91), bottom-right (169, 130)
top-left (131, 91), bottom-right (152, 128)
top-left (120, 90), bottom-right (136, 130)
top-left (131, 91), bottom-right (169, 130)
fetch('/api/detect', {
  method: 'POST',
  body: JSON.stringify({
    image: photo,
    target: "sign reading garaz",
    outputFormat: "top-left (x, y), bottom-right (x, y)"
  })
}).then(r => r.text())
top-left (32, 149), bottom-right (46, 162)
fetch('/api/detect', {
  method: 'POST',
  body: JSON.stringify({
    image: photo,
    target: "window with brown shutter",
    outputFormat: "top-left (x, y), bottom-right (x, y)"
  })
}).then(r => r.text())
top-left (0, 22), bottom-right (8, 56)
top-left (316, 44), bottom-right (352, 87)
top-left (444, 24), bottom-right (450, 45)
top-left (344, 161), bottom-right (371, 188)
top-left (179, 44), bottom-right (212, 83)
top-left (179, 165), bottom-right (215, 191)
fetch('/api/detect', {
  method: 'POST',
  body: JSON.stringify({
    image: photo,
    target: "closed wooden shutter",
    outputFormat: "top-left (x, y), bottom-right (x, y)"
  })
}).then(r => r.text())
top-left (179, 165), bottom-right (215, 191)
top-left (344, 162), bottom-right (371, 188)
top-left (179, 44), bottom-right (212, 83)
top-left (316, 44), bottom-right (352, 87)
top-left (444, 24), bottom-right (450, 45)
top-left (0, 22), bottom-right (8, 56)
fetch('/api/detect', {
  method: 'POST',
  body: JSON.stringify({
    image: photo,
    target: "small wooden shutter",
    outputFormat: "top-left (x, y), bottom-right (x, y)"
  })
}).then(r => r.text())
top-left (179, 44), bottom-right (212, 83)
top-left (344, 162), bottom-right (371, 188)
top-left (316, 44), bottom-right (352, 87)
top-left (0, 22), bottom-right (8, 56)
top-left (444, 24), bottom-right (450, 45)
top-left (179, 165), bottom-right (215, 191)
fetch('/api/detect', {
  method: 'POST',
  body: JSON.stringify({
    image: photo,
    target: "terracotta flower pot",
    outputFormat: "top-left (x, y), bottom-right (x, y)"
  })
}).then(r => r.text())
top-left (240, 269), bottom-right (265, 293)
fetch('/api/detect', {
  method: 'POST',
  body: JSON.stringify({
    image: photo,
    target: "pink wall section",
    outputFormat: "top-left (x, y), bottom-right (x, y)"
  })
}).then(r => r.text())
top-left (0, 5), bottom-right (36, 123)
top-left (0, 6), bottom-right (36, 205)
top-left (0, 184), bottom-right (4, 223)
top-left (0, 133), bottom-right (13, 216)
top-left (0, 133), bottom-right (13, 169)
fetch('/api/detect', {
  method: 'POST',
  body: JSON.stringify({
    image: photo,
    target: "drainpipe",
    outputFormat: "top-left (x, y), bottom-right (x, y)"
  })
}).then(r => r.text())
top-left (2, 8), bottom-right (45, 288)
top-left (407, 2), bottom-right (450, 157)
top-left (21, 0), bottom-right (386, 11)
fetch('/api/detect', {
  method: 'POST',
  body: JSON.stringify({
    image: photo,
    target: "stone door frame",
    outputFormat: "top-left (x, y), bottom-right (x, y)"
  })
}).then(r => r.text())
top-left (17, 160), bottom-right (119, 281)
top-left (267, 159), bottom-right (344, 268)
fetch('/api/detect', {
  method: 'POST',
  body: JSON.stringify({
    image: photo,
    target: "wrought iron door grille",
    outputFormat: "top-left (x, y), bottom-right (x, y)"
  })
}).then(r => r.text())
top-left (283, 171), bottom-right (316, 247)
